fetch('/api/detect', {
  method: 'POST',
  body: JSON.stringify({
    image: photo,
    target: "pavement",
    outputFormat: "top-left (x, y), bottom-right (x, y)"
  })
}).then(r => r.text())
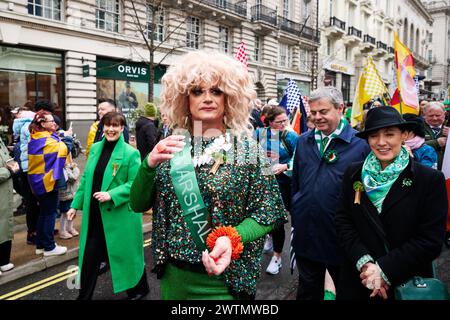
top-left (0, 206), bottom-right (153, 287)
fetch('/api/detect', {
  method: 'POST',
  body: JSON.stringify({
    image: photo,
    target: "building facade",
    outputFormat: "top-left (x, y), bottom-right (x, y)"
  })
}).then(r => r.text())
top-left (317, 0), bottom-right (432, 105)
top-left (423, 0), bottom-right (450, 100)
top-left (0, 0), bottom-right (319, 143)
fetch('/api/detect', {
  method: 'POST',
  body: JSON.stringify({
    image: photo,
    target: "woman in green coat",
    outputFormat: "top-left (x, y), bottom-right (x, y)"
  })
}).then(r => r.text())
top-left (0, 138), bottom-right (19, 275)
top-left (67, 112), bottom-right (149, 300)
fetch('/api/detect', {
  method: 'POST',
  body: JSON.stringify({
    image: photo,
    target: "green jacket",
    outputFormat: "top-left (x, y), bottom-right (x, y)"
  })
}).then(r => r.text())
top-left (424, 123), bottom-right (445, 170)
top-left (0, 139), bottom-right (13, 245)
top-left (71, 135), bottom-right (144, 293)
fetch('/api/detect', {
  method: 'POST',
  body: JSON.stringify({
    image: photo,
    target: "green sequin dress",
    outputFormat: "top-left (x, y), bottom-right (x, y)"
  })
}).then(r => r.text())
top-left (150, 135), bottom-right (287, 298)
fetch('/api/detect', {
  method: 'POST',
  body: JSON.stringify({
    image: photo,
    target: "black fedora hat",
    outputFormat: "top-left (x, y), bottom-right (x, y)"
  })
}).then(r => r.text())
top-left (356, 107), bottom-right (417, 139)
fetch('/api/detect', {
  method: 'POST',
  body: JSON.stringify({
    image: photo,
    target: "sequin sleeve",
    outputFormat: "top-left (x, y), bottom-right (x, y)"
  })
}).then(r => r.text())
top-left (244, 140), bottom-right (288, 226)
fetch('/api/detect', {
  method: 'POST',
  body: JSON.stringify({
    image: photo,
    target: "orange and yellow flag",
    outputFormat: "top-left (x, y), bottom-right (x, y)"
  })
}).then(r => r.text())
top-left (393, 32), bottom-right (419, 114)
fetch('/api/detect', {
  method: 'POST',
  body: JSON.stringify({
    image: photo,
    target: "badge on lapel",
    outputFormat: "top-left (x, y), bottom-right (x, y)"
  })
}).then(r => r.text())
top-left (112, 163), bottom-right (119, 177)
top-left (402, 178), bottom-right (412, 187)
top-left (353, 181), bottom-right (364, 204)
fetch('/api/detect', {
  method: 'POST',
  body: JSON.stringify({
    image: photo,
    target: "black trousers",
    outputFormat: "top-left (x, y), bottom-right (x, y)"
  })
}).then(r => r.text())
top-left (0, 240), bottom-right (12, 266)
top-left (77, 236), bottom-right (149, 300)
top-left (270, 174), bottom-right (291, 254)
top-left (296, 256), bottom-right (340, 300)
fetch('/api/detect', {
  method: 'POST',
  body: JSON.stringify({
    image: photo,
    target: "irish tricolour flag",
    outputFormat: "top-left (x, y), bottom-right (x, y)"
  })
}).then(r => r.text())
top-left (443, 137), bottom-right (450, 232)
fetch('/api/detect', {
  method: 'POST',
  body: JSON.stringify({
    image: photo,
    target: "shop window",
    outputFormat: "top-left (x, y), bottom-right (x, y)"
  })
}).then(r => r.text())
top-left (0, 46), bottom-right (64, 135)
top-left (28, 0), bottom-right (62, 21)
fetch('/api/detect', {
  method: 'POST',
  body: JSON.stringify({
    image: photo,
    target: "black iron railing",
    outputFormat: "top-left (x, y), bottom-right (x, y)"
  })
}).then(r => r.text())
top-left (201, 0), bottom-right (247, 17)
top-left (329, 16), bottom-right (345, 30)
top-left (376, 41), bottom-right (387, 50)
top-left (301, 25), bottom-right (320, 43)
top-left (347, 26), bottom-right (362, 38)
top-left (278, 16), bottom-right (302, 35)
top-left (363, 34), bottom-right (376, 45)
top-left (251, 4), bottom-right (277, 26)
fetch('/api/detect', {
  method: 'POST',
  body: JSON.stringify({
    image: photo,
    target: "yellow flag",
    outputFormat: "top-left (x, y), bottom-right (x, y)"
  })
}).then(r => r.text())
top-left (351, 57), bottom-right (387, 127)
top-left (351, 72), bottom-right (365, 127)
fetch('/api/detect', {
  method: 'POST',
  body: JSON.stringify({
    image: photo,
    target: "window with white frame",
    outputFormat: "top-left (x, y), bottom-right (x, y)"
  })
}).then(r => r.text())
top-left (299, 49), bottom-right (310, 71)
top-left (96, 0), bottom-right (119, 32)
top-left (283, 0), bottom-right (289, 19)
top-left (186, 17), bottom-right (201, 49)
top-left (146, 5), bottom-right (165, 42)
top-left (218, 26), bottom-right (229, 53)
top-left (254, 35), bottom-right (262, 62)
top-left (302, 0), bottom-right (309, 20)
top-left (279, 43), bottom-right (292, 68)
top-left (28, 0), bottom-right (62, 20)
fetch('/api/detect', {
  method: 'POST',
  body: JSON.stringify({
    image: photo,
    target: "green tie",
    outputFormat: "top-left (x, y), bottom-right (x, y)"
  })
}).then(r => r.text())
top-left (322, 136), bottom-right (329, 154)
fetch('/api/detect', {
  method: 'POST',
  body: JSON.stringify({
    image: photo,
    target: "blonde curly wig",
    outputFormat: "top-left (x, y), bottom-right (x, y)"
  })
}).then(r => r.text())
top-left (159, 50), bottom-right (256, 137)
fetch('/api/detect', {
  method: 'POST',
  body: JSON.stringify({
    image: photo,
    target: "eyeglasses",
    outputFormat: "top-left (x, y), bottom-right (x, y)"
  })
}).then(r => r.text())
top-left (273, 119), bottom-right (289, 125)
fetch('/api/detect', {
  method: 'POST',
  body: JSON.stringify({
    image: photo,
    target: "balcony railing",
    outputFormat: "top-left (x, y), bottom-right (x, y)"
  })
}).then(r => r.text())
top-left (278, 16), bottom-right (301, 35)
top-left (251, 4), bottom-right (277, 27)
top-left (388, 46), bottom-right (394, 54)
top-left (347, 26), bottom-right (362, 38)
top-left (301, 25), bottom-right (320, 43)
top-left (376, 41), bottom-right (387, 50)
top-left (363, 34), bottom-right (376, 45)
top-left (329, 16), bottom-right (346, 31)
top-left (201, 0), bottom-right (247, 17)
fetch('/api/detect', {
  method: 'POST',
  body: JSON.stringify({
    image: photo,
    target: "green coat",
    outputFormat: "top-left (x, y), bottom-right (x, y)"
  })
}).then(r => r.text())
top-left (71, 135), bottom-right (144, 293)
top-left (0, 139), bottom-right (13, 245)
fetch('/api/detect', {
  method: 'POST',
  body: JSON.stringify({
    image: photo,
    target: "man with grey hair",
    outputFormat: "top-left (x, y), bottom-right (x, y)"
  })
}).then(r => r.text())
top-left (423, 101), bottom-right (448, 170)
top-left (291, 86), bottom-right (370, 300)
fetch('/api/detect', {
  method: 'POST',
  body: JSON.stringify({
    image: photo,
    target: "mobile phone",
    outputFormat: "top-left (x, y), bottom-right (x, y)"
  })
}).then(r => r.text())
top-left (69, 121), bottom-right (73, 130)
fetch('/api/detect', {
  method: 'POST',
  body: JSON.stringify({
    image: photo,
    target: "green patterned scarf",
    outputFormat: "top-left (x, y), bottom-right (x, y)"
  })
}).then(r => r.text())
top-left (314, 118), bottom-right (347, 156)
top-left (361, 147), bottom-right (410, 213)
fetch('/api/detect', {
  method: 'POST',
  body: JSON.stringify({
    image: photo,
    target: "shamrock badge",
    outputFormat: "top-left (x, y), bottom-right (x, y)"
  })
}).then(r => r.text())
top-left (112, 163), bottom-right (119, 177)
top-left (323, 149), bottom-right (339, 164)
top-left (402, 178), bottom-right (412, 187)
top-left (353, 181), bottom-right (364, 204)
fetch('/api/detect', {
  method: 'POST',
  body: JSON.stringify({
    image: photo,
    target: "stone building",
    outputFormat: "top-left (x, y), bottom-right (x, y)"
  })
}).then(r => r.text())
top-left (0, 0), bottom-right (319, 143)
top-left (317, 0), bottom-right (432, 105)
top-left (423, 0), bottom-right (450, 100)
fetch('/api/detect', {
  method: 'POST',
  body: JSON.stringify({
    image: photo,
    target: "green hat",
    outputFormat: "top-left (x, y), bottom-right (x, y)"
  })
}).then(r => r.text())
top-left (143, 102), bottom-right (157, 117)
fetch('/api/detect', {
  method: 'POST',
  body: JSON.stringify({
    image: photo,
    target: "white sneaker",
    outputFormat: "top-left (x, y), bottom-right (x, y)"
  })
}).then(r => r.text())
top-left (263, 235), bottom-right (273, 253)
top-left (43, 245), bottom-right (67, 257)
top-left (59, 231), bottom-right (73, 239)
top-left (36, 248), bottom-right (44, 255)
top-left (0, 263), bottom-right (14, 272)
top-left (266, 256), bottom-right (282, 275)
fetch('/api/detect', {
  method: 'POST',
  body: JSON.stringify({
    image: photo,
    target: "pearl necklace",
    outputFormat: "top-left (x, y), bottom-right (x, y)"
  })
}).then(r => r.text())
top-left (192, 133), bottom-right (232, 168)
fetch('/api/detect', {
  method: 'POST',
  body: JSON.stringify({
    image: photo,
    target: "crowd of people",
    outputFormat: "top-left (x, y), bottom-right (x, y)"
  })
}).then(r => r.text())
top-left (0, 49), bottom-right (449, 301)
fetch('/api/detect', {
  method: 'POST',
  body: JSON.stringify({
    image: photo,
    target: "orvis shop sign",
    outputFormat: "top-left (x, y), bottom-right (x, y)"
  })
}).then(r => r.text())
top-left (96, 58), bottom-right (165, 83)
top-left (97, 58), bottom-right (148, 82)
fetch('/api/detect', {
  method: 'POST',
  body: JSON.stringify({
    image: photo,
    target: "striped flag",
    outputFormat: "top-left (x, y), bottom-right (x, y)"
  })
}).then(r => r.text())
top-left (442, 137), bottom-right (450, 234)
top-left (234, 41), bottom-right (248, 70)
